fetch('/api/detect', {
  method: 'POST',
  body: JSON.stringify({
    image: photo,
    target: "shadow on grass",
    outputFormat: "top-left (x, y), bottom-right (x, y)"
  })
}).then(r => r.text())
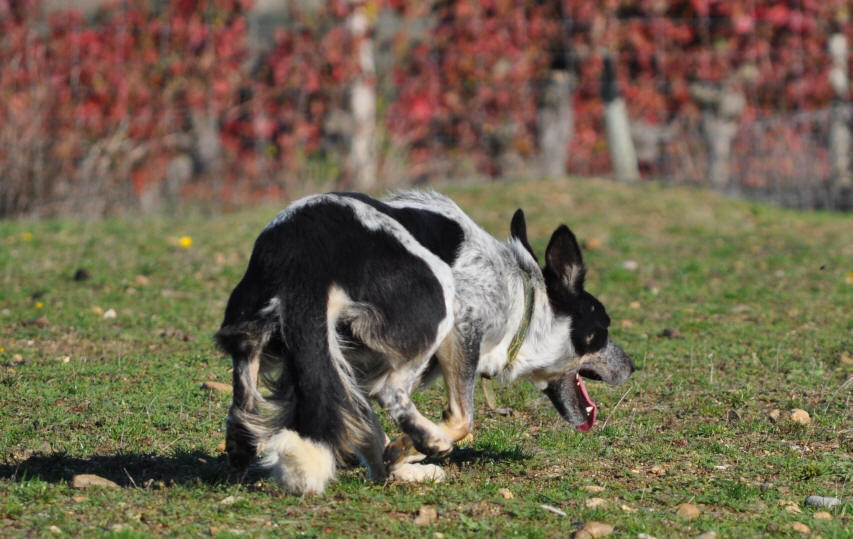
top-left (441, 443), bottom-right (531, 466)
top-left (2, 444), bottom-right (531, 488)
top-left (0, 450), bottom-right (265, 488)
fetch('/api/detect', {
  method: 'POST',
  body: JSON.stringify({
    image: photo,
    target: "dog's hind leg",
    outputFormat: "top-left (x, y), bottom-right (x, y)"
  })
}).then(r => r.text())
top-left (215, 322), bottom-right (273, 470)
top-left (354, 408), bottom-right (389, 483)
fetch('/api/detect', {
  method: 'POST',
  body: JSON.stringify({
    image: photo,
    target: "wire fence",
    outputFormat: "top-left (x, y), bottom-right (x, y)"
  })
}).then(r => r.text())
top-left (1, 0), bottom-right (852, 217)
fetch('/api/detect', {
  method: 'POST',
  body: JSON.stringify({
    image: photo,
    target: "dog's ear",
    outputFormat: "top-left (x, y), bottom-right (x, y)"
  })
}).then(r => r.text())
top-left (545, 225), bottom-right (586, 293)
top-left (510, 209), bottom-right (538, 262)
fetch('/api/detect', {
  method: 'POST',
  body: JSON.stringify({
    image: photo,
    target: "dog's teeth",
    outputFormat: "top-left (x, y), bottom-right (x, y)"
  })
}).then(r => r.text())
top-left (585, 406), bottom-right (594, 413)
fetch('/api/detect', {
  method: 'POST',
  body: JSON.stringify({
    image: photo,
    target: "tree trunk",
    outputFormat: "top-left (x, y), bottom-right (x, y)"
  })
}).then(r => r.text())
top-left (601, 55), bottom-right (639, 183)
top-left (347, 5), bottom-right (377, 191)
top-left (828, 33), bottom-right (851, 190)
top-left (538, 69), bottom-right (574, 178)
top-left (691, 83), bottom-right (744, 189)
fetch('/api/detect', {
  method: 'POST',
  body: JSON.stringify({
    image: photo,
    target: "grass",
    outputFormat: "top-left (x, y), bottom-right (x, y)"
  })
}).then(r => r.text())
top-left (1, 177), bottom-right (851, 537)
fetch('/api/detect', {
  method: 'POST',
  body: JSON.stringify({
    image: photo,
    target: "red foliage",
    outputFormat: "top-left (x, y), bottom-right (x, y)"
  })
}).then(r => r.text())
top-left (1, 0), bottom-right (850, 214)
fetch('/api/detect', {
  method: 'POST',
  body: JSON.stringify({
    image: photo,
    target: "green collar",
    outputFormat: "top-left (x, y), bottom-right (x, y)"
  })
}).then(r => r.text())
top-left (507, 269), bottom-right (535, 365)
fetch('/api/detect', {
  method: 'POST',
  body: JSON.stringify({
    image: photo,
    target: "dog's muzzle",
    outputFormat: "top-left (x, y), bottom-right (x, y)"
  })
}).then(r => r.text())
top-left (545, 339), bottom-right (634, 431)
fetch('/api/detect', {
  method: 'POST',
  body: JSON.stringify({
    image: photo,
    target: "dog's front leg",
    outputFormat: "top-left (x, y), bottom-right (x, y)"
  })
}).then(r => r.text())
top-left (435, 332), bottom-right (478, 444)
top-left (377, 370), bottom-right (453, 463)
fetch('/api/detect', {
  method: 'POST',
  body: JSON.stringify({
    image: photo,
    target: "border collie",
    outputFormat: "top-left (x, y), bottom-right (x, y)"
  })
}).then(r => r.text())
top-left (215, 191), bottom-right (634, 494)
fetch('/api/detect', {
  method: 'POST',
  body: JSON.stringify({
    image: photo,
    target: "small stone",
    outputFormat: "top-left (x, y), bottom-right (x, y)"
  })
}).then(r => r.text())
top-left (768, 409), bottom-right (781, 422)
top-left (413, 505), bottom-right (438, 526)
top-left (790, 522), bottom-right (810, 535)
top-left (622, 260), bottom-right (639, 271)
top-left (72, 474), bottom-right (119, 489)
top-left (637, 534), bottom-right (657, 539)
top-left (779, 500), bottom-right (802, 514)
top-left (72, 495), bottom-right (88, 503)
top-left (48, 525), bottom-right (62, 535)
top-left (804, 495), bottom-right (841, 509)
top-left (629, 301), bottom-right (641, 309)
top-left (220, 495), bottom-right (240, 505)
top-left (91, 306), bottom-right (103, 316)
top-left (676, 503), bottom-right (700, 519)
top-left (584, 237), bottom-right (604, 251)
top-left (583, 485), bottom-right (606, 493)
top-left (498, 488), bottom-right (513, 500)
top-left (585, 497), bottom-right (608, 509)
top-left (103, 309), bottom-right (117, 319)
top-left (790, 409), bottom-right (811, 425)
top-left (201, 381), bottom-right (232, 394)
top-left (620, 503), bottom-right (636, 513)
top-left (578, 521), bottom-right (613, 537)
top-left (813, 511), bottom-right (833, 521)
top-left (650, 465), bottom-right (666, 476)
top-left (696, 533), bottom-right (717, 539)
top-left (134, 275), bottom-right (150, 286)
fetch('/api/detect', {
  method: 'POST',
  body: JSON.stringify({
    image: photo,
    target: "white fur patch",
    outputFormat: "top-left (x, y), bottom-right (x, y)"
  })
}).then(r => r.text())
top-left (389, 462), bottom-right (446, 483)
top-left (259, 430), bottom-right (336, 495)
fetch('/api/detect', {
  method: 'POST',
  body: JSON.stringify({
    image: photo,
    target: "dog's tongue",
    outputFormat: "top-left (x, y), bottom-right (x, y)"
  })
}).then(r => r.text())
top-left (574, 373), bottom-right (597, 431)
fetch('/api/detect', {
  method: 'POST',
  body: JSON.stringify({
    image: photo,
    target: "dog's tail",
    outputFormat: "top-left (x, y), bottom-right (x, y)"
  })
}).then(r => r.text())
top-left (218, 285), bottom-right (380, 495)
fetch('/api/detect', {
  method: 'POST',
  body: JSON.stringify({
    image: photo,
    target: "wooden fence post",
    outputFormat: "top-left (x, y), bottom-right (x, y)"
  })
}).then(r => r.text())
top-left (690, 82), bottom-right (744, 189)
top-left (347, 2), bottom-right (377, 191)
top-left (601, 55), bottom-right (640, 182)
top-left (828, 33), bottom-right (851, 191)
top-left (539, 69), bottom-right (574, 178)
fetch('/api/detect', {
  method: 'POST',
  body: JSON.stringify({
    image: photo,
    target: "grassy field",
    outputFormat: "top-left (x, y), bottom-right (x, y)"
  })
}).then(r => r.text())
top-left (1, 178), bottom-right (851, 537)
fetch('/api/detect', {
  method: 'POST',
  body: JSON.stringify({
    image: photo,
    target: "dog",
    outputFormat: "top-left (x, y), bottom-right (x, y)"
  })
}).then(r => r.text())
top-left (215, 190), bottom-right (634, 494)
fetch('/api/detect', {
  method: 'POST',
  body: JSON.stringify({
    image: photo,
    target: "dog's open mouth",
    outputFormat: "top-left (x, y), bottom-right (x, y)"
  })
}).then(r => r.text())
top-left (574, 373), bottom-right (598, 431)
top-left (543, 339), bottom-right (634, 431)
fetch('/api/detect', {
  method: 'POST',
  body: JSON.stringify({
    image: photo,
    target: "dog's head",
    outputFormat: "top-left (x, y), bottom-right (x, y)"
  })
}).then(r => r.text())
top-left (511, 210), bottom-right (634, 431)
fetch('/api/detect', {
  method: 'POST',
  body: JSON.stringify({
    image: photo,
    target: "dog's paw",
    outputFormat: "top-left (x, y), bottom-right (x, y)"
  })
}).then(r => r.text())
top-left (410, 430), bottom-right (453, 458)
top-left (389, 462), bottom-right (446, 483)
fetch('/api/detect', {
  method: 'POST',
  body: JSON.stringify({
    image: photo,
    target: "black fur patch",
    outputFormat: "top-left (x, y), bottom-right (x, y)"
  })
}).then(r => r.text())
top-left (335, 192), bottom-right (464, 265)
top-left (542, 225), bottom-right (611, 356)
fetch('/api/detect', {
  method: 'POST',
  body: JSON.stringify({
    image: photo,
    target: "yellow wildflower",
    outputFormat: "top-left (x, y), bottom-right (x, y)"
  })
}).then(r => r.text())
top-left (179, 236), bottom-right (193, 249)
